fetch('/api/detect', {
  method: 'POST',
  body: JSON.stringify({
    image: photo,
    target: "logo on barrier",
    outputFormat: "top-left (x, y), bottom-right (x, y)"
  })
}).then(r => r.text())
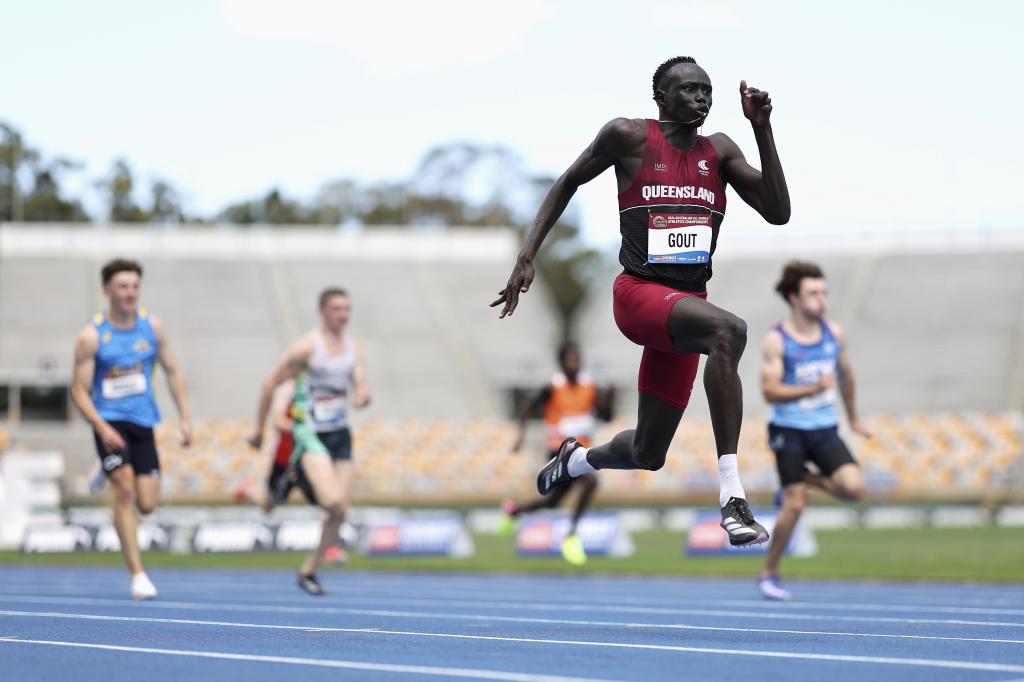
top-left (94, 523), bottom-right (170, 552)
top-left (21, 525), bottom-right (93, 553)
top-left (516, 512), bottom-right (634, 558)
top-left (362, 517), bottom-right (473, 557)
top-left (275, 520), bottom-right (324, 551)
top-left (192, 522), bottom-right (274, 553)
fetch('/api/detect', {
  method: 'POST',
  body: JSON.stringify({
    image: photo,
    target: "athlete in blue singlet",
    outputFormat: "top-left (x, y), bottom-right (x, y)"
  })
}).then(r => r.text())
top-left (71, 259), bottom-right (193, 600)
top-left (758, 260), bottom-right (871, 600)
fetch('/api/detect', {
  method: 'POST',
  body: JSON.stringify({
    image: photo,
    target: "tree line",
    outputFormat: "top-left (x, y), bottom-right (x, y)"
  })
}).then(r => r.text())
top-left (0, 122), bottom-right (599, 339)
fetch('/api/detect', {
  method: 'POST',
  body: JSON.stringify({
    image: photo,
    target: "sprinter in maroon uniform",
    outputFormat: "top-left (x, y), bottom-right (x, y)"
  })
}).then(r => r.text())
top-left (492, 57), bottom-right (790, 545)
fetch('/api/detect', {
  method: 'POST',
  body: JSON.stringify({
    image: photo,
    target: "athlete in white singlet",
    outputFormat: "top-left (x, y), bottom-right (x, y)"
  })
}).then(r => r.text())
top-left (247, 287), bottom-right (370, 595)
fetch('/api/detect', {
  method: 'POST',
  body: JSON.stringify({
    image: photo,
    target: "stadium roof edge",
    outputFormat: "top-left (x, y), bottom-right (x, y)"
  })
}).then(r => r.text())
top-left (0, 223), bottom-right (520, 262)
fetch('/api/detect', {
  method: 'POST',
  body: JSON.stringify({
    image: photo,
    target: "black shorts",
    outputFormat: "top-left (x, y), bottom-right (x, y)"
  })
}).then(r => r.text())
top-left (317, 428), bottom-right (353, 462)
top-left (768, 424), bottom-right (856, 487)
top-left (93, 421), bottom-right (160, 477)
top-left (267, 462), bottom-right (316, 505)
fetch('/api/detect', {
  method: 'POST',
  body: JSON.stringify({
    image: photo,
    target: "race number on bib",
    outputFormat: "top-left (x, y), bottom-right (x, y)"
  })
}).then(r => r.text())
top-left (647, 213), bottom-right (712, 264)
top-left (797, 387), bottom-right (837, 412)
top-left (102, 370), bottom-right (147, 400)
top-left (558, 414), bottom-right (596, 439)
top-left (312, 396), bottom-right (348, 424)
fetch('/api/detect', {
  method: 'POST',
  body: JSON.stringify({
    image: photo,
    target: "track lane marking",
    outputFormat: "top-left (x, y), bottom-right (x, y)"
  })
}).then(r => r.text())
top-left (1, 625), bottom-right (1022, 674)
top-left (0, 636), bottom-right (624, 682)
top-left (2, 593), bottom-right (1023, 629)
top-left (3, 608), bottom-right (1024, 645)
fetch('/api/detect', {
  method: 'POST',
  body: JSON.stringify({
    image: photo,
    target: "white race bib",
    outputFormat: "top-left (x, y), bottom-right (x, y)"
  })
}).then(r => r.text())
top-left (312, 395), bottom-right (348, 424)
top-left (102, 371), bottom-right (147, 400)
top-left (647, 213), bottom-right (712, 264)
top-left (798, 387), bottom-right (837, 412)
top-left (558, 414), bottom-right (596, 439)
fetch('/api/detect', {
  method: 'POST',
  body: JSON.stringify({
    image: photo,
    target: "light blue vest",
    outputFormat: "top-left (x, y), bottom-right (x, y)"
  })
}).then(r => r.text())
top-left (768, 320), bottom-right (839, 430)
top-left (91, 310), bottom-right (160, 427)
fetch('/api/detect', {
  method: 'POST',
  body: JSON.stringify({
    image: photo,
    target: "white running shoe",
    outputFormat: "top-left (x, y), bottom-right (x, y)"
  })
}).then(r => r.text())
top-left (757, 574), bottom-right (792, 601)
top-left (130, 572), bottom-right (158, 600)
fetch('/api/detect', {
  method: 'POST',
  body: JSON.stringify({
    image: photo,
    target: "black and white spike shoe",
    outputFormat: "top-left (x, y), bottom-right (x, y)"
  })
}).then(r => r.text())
top-left (297, 573), bottom-right (328, 596)
top-left (536, 437), bottom-right (580, 495)
top-left (720, 497), bottom-right (769, 547)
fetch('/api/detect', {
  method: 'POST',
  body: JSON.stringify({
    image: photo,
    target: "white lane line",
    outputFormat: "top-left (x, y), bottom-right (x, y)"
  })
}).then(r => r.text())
top-left (715, 599), bottom-right (1024, 617)
top-left (0, 638), bottom-right (623, 682)
top-left (12, 573), bottom-right (1024, 622)
top-left (8, 573), bottom-right (1024, 610)
top-left (7, 569), bottom-right (1023, 594)
top-left (2, 625), bottom-right (1022, 674)
top-left (7, 576), bottom-right (1024, 614)
top-left (3, 607), bottom-right (1024, 645)
top-left (2, 593), bottom-right (1023, 630)
top-left (7, 572), bottom-right (1024, 604)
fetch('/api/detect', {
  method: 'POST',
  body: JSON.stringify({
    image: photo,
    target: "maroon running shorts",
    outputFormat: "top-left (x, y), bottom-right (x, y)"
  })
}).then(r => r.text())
top-left (612, 273), bottom-right (707, 410)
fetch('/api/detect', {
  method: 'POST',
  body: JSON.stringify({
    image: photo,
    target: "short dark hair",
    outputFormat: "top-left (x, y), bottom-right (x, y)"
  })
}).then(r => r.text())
top-left (775, 260), bottom-right (825, 304)
top-left (557, 341), bottom-right (580, 365)
top-left (652, 56), bottom-right (697, 99)
top-left (319, 287), bottom-right (349, 308)
top-left (101, 258), bottom-right (143, 286)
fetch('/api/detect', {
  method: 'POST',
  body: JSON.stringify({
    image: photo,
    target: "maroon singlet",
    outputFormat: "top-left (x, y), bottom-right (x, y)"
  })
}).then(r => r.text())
top-left (617, 120), bottom-right (727, 293)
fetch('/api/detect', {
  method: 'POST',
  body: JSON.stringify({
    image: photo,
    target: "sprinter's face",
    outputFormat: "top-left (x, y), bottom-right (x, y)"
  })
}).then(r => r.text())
top-left (793, 277), bottom-right (827, 319)
top-left (104, 271), bottom-right (141, 315)
top-left (320, 294), bottom-right (351, 333)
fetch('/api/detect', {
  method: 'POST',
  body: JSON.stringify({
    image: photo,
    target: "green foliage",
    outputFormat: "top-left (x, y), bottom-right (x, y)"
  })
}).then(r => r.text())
top-left (214, 142), bottom-right (601, 338)
top-left (219, 188), bottom-right (320, 225)
top-left (97, 159), bottom-right (147, 222)
top-left (1, 123), bottom-right (194, 224)
top-left (0, 122), bottom-right (89, 222)
top-left (0, 124), bottom-right (599, 337)
top-left (149, 179), bottom-right (184, 223)
top-left (22, 160), bottom-right (89, 222)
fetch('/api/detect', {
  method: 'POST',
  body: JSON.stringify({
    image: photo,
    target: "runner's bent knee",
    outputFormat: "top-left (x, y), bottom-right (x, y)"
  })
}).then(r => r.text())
top-left (781, 484), bottom-right (807, 513)
top-left (632, 444), bottom-right (668, 471)
top-left (713, 313), bottom-right (747, 357)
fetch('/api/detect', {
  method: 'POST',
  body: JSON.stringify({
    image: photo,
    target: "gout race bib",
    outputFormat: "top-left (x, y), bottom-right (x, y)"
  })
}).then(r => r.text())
top-left (647, 213), bottom-right (712, 264)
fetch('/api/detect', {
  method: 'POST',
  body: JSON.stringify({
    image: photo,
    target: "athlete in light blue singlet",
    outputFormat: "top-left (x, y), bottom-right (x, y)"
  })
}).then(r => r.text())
top-left (71, 259), bottom-right (192, 601)
top-left (758, 261), bottom-right (871, 601)
top-left (768, 320), bottom-right (839, 431)
top-left (90, 309), bottom-right (161, 427)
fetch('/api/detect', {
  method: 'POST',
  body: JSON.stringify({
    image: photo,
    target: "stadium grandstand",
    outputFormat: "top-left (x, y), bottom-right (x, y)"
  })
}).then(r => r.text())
top-left (1, 223), bottom-right (1022, 504)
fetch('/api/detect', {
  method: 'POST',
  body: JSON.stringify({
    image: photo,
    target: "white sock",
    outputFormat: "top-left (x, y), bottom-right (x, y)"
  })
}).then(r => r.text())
top-left (717, 454), bottom-right (746, 507)
top-left (567, 447), bottom-right (595, 478)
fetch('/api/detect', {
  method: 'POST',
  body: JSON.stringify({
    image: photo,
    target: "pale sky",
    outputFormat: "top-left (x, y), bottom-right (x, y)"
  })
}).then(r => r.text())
top-left (2, 0), bottom-right (1022, 247)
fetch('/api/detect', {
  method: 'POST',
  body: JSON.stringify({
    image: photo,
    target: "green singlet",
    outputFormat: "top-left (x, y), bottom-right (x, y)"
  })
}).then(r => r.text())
top-left (288, 374), bottom-right (329, 464)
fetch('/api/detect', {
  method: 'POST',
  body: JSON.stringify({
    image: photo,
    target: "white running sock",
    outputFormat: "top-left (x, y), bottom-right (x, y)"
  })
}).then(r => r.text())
top-left (567, 447), bottom-right (595, 478)
top-left (717, 454), bottom-right (746, 507)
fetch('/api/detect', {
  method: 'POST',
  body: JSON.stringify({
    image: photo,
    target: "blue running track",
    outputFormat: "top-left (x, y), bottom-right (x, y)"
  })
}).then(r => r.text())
top-left (1, 567), bottom-right (1023, 681)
